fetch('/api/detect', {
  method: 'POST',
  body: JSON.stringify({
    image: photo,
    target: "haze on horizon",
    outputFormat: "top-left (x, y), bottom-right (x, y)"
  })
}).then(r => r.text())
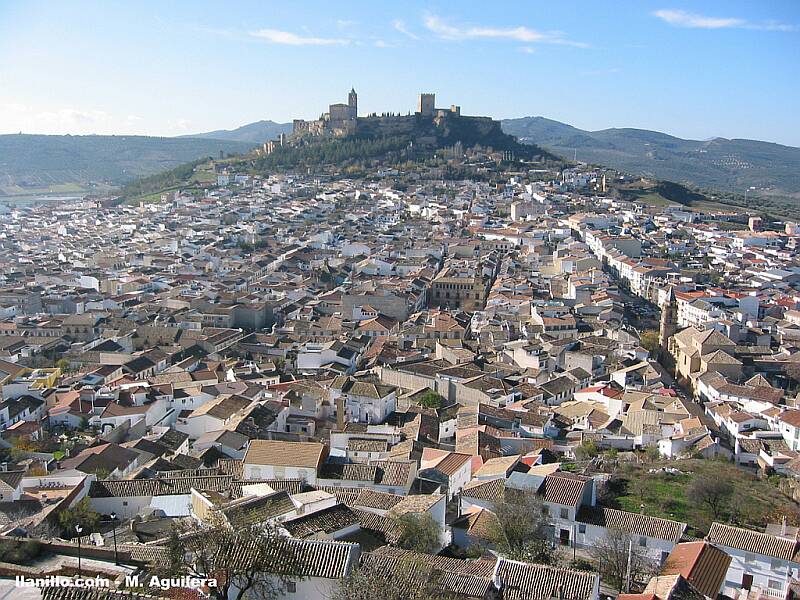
top-left (1, 0), bottom-right (798, 146)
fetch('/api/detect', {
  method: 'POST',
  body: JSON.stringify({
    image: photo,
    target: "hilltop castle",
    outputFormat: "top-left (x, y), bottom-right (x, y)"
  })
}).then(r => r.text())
top-left (291, 90), bottom-right (462, 141)
top-left (292, 88), bottom-right (358, 138)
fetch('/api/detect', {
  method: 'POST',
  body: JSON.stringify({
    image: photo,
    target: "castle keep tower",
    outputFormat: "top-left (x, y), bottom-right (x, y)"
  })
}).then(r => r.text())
top-left (348, 87), bottom-right (358, 118)
top-left (417, 93), bottom-right (435, 116)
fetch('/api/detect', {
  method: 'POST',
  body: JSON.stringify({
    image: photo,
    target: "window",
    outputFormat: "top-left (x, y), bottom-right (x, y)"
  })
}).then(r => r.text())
top-left (639, 536), bottom-right (647, 547)
top-left (286, 581), bottom-right (297, 593)
top-left (122, 501), bottom-right (128, 506)
top-left (771, 559), bottom-right (783, 570)
top-left (560, 508), bottom-right (568, 519)
top-left (578, 524), bottom-right (586, 534)
top-left (768, 580), bottom-right (782, 591)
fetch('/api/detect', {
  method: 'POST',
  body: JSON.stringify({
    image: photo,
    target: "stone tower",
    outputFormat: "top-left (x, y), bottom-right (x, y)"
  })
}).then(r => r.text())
top-left (418, 93), bottom-right (435, 116)
top-left (659, 285), bottom-right (677, 354)
top-left (348, 87), bottom-right (357, 118)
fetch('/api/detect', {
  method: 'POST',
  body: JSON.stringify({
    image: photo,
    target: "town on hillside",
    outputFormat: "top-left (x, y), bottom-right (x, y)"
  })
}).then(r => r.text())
top-left (3, 93), bottom-right (800, 600)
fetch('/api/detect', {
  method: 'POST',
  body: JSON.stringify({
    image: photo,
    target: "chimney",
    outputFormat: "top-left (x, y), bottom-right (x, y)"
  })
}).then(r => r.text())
top-left (782, 515), bottom-right (788, 537)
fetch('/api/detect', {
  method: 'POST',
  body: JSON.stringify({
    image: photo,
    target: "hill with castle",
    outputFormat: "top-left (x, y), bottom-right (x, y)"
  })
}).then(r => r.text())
top-left (256, 89), bottom-right (555, 163)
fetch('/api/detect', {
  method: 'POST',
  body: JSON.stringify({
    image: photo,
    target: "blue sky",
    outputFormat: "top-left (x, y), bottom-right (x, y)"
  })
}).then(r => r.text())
top-left (1, 1), bottom-right (798, 145)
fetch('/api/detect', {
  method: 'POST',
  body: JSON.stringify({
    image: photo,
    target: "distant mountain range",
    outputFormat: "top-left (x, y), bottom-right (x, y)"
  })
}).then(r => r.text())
top-left (0, 134), bottom-right (255, 196)
top-left (3, 116), bottom-right (798, 207)
top-left (500, 116), bottom-right (800, 200)
top-left (183, 120), bottom-right (293, 144)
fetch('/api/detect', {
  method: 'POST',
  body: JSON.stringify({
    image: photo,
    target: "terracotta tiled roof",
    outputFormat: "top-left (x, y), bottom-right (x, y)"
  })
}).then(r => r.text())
top-left (706, 522), bottom-right (800, 561)
top-left (462, 478), bottom-right (505, 501)
top-left (540, 472), bottom-right (591, 508)
top-left (227, 537), bottom-right (359, 579)
top-left (243, 440), bottom-right (326, 469)
top-left (230, 478), bottom-right (305, 497)
top-left (352, 488), bottom-right (405, 511)
top-left (660, 541), bottom-right (732, 599)
top-left (495, 557), bottom-right (598, 600)
top-left (283, 503), bottom-right (359, 538)
top-left (577, 506), bottom-right (686, 542)
top-left (90, 475), bottom-right (234, 498)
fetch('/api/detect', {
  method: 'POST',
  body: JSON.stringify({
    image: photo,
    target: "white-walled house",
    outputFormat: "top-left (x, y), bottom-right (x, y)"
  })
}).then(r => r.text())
top-left (0, 471), bottom-right (24, 502)
top-left (242, 440), bottom-right (327, 485)
top-left (232, 538), bottom-right (360, 600)
top-left (175, 394), bottom-right (251, 439)
top-left (328, 377), bottom-right (398, 425)
top-left (387, 493), bottom-right (447, 550)
top-left (778, 410), bottom-right (800, 451)
top-left (575, 506), bottom-right (686, 565)
top-left (418, 449), bottom-right (472, 500)
top-left (94, 398), bottom-right (170, 432)
top-left (296, 341), bottom-right (359, 374)
top-left (706, 522), bottom-right (800, 599)
top-left (541, 472), bottom-right (595, 547)
top-left (88, 474), bottom-right (234, 519)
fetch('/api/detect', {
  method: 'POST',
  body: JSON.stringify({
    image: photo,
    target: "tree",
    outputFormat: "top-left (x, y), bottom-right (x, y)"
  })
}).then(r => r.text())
top-left (643, 445), bottom-right (660, 463)
top-left (55, 358), bottom-right (71, 373)
top-left (604, 448), bottom-right (619, 471)
top-left (163, 512), bottom-right (303, 600)
top-left (783, 362), bottom-right (800, 391)
top-left (485, 491), bottom-right (555, 564)
top-left (0, 538), bottom-right (42, 565)
top-left (574, 439), bottom-right (599, 461)
top-left (8, 437), bottom-right (37, 463)
top-left (89, 467), bottom-right (112, 480)
top-left (688, 474), bottom-right (733, 519)
top-left (396, 512), bottom-right (441, 554)
top-left (638, 330), bottom-right (661, 357)
top-left (58, 498), bottom-right (100, 536)
top-left (416, 391), bottom-right (443, 409)
top-left (589, 528), bottom-right (657, 592)
top-left (627, 476), bottom-right (649, 507)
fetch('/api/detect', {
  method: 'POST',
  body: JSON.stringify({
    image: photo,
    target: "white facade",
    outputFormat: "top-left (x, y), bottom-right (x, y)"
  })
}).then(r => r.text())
top-left (243, 464), bottom-right (319, 485)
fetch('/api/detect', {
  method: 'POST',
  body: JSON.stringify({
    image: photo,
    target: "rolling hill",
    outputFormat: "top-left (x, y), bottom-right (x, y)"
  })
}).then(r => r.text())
top-left (184, 120), bottom-right (292, 144)
top-left (501, 116), bottom-right (800, 202)
top-left (4, 116), bottom-right (798, 213)
top-left (0, 134), bottom-right (255, 195)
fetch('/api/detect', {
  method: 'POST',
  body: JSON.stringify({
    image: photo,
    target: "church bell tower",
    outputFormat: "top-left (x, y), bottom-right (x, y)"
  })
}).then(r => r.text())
top-left (659, 285), bottom-right (678, 355)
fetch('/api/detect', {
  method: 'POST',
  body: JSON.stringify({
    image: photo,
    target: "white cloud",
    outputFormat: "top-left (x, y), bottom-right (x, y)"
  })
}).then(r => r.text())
top-left (653, 9), bottom-right (743, 29)
top-left (518, 46), bottom-right (536, 54)
top-left (393, 19), bottom-right (419, 40)
top-left (654, 9), bottom-right (796, 31)
top-left (423, 14), bottom-right (587, 47)
top-left (37, 108), bottom-right (111, 126)
top-left (0, 104), bottom-right (150, 135)
top-left (249, 29), bottom-right (348, 46)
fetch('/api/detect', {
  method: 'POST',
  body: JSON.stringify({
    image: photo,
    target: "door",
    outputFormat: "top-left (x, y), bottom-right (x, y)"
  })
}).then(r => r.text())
top-left (559, 528), bottom-right (570, 546)
top-left (742, 574), bottom-right (753, 590)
